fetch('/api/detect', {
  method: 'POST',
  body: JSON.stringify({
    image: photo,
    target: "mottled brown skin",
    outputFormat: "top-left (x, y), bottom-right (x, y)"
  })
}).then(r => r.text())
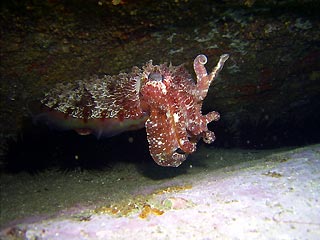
top-left (39, 54), bottom-right (228, 167)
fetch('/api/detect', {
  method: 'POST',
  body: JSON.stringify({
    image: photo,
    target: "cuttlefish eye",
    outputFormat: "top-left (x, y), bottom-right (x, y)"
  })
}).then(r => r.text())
top-left (148, 72), bottom-right (164, 82)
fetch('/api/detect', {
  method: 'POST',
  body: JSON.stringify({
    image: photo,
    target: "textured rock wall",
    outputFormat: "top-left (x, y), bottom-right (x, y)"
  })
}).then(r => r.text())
top-left (1, 1), bottom-right (319, 163)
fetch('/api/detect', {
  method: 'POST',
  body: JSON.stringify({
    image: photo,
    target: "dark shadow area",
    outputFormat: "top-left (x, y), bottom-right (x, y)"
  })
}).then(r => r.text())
top-left (2, 106), bottom-right (320, 177)
top-left (1, 118), bottom-right (219, 180)
top-left (212, 94), bottom-right (320, 149)
top-left (1, 118), bottom-right (152, 174)
top-left (1, 116), bottom-right (211, 179)
top-left (137, 160), bottom-right (190, 180)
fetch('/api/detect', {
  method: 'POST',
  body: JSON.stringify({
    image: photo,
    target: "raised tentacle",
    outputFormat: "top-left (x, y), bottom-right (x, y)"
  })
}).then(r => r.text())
top-left (193, 54), bottom-right (229, 101)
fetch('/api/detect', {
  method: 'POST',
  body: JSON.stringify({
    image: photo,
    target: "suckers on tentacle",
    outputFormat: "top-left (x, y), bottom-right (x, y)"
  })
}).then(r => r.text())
top-left (38, 54), bottom-right (229, 167)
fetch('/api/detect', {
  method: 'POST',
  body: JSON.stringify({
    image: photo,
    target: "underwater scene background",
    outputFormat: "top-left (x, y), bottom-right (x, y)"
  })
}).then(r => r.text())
top-left (0, 1), bottom-right (319, 239)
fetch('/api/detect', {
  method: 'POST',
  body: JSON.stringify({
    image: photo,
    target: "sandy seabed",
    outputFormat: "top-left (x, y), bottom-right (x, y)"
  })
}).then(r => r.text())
top-left (1, 144), bottom-right (319, 240)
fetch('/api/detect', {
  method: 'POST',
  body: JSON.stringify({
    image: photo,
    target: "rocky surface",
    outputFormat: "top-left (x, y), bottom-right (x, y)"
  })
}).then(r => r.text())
top-left (1, 1), bottom-right (319, 161)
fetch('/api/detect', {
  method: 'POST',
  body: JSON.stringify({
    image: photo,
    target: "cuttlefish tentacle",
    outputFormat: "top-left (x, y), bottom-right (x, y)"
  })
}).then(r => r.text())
top-left (193, 54), bottom-right (229, 101)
